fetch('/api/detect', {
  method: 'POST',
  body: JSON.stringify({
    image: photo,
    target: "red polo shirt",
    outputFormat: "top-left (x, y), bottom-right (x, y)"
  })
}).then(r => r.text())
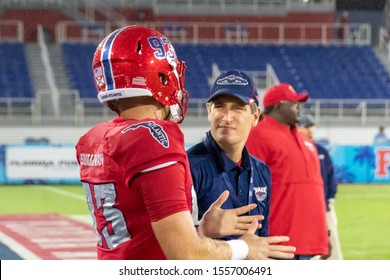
top-left (246, 115), bottom-right (328, 255)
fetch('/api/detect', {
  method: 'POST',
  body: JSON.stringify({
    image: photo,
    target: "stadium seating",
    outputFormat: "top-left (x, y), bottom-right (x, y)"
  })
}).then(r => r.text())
top-left (61, 43), bottom-right (97, 99)
top-left (59, 43), bottom-right (390, 101)
top-left (0, 42), bottom-right (33, 99)
top-left (175, 44), bottom-right (390, 100)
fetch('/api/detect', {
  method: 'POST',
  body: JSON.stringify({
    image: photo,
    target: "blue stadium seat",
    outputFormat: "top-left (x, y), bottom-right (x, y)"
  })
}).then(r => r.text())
top-left (61, 43), bottom-right (97, 99)
top-left (61, 43), bottom-right (390, 101)
top-left (0, 43), bottom-right (33, 99)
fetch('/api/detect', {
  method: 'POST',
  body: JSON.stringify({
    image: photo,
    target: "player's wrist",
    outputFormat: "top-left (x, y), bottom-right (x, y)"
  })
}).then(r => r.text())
top-left (197, 219), bottom-right (204, 237)
top-left (227, 239), bottom-right (249, 260)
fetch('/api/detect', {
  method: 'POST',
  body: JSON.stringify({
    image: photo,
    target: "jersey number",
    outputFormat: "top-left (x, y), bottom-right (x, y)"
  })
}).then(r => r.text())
top-left (82, 182), bottom-right (131, 249)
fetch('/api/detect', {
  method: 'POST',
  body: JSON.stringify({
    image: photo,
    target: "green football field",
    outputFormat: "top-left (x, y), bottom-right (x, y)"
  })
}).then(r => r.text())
top-left (335, 184), bottom-right (390, 260)
top-left (0, 184), bottom-right (389, 260)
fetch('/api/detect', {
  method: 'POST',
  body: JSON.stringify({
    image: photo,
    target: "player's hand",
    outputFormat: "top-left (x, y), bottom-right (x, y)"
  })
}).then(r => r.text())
top-left (200, 190), bottom-right (264, 238)
top-left (241, 219), bottom-right (296, 260)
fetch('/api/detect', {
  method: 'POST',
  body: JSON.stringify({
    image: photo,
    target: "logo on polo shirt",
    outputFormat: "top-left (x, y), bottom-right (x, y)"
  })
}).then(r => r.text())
top-left (303, 140), bottom-right (316, 152)
top-left (253, 186), bottom-right (267, 202)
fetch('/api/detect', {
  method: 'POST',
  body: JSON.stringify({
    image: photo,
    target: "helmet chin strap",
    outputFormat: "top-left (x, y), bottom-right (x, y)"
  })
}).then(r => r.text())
top-left (168, 59), bottom-right (184, 123)
top-left (168, 104), bottom-right (183, 123)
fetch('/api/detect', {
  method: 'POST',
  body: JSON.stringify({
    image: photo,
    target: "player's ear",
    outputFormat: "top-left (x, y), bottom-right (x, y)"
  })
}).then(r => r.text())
top-left (251, 104), bottom-right (260, 127)
top-left (206, 102), bottom-right (212, 122)
top-left (252, 107), bottom-right (260, 127)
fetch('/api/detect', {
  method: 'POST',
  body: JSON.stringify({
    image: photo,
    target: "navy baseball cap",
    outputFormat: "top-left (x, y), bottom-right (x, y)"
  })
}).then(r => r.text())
top-left (299, 114), bottom-right (315, 127)
top-left (207, 70), bottom-right (259, 106)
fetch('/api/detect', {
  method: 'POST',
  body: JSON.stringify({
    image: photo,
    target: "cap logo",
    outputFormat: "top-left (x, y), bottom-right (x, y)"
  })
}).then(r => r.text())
top-left (216, 74), bottom-right (248, 86)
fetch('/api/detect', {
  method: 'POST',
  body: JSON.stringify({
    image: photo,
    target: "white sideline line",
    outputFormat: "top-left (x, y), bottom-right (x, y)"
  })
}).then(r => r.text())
top-left (0, 232), bottom-right (41, 260)
top-left (38, 186), bottom-right (92, 225)
top-left (68, 215), bottom-right (93, 225)
top-left (39, 186), bottom-right (86, 201)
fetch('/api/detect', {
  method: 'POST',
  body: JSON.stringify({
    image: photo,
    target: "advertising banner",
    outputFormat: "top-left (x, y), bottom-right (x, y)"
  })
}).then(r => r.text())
top-left (4, 145), bottom-right (79, 184)
top-left (0, 144), bottom-right (390, 184)
top-left (330, 145), bottom-right (390, 183)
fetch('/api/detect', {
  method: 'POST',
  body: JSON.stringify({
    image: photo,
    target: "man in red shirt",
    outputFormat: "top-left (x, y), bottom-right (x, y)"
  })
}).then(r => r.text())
top-left (76, 26), bottom-right (296, 260)
top-left (246, 83), bottom-right (328, 260)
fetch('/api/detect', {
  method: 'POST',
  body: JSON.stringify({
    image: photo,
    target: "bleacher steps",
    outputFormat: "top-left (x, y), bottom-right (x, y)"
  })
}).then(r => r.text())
top-left (46, 44), bottom-right (72, 90)
top-left (374, 46), bottom-right (390, 75)
top-left (24, 43), bottom-right (74, 116)
top-left (24, 43), bottom-right (50, 93)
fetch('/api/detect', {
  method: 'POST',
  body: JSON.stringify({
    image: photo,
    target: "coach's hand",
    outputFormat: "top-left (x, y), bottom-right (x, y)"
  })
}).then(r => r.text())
top-left (241, 219), bottom-right (296, 260)
top-left (200, 190), bottom-right (264, 238)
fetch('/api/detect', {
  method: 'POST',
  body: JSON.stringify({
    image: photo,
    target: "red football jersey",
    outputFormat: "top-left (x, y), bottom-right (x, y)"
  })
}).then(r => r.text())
top-left (76, 116), bottom-right (193, 259)
top-left (246, 115), bottom-right (328, 255)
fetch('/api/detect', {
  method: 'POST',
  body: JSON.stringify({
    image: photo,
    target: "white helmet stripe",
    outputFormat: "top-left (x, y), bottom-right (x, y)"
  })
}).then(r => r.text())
top-left (100, 27), bottom-right (126, 91)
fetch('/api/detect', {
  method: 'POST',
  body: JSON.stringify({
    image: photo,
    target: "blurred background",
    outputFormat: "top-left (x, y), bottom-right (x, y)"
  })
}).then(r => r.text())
top-left (0, 0), bottom-right (390, 184)
top-left (0, 0), bottom-right (389, 260)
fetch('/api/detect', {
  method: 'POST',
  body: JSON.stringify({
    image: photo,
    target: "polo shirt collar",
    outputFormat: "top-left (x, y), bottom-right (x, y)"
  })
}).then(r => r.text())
top-left (203, 131), bottom-right (251, 172)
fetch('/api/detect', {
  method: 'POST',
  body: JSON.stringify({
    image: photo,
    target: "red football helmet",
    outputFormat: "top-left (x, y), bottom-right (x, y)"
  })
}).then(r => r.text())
top-left (92, 25), bottom-right (188, 123)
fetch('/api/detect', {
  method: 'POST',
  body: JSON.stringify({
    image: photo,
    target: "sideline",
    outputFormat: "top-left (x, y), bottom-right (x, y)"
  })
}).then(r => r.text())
top-left (0, 213), bottom-right (97, 260)
top-left (39, 186), bottom-right (92, 225)
top-left (0, 186), bottom-right (96, 259)
top-left (39, 186), bottom-right (86, 201)
top-left (0, 232), bottom-right (40, 260)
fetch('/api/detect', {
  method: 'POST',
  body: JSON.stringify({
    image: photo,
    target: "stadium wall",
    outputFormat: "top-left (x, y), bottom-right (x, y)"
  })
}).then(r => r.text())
top-left (155, 11), bottom-right (334, 25)
top-left (0, 126), bottom-right (389, 184)
top-left (0, 9), bottom-right (71, 42)
top-left (0, 125), bottom-right (384, 146)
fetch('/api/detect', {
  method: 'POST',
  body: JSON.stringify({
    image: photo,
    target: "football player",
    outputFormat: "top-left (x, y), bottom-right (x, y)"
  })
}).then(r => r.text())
top-left (76, 25), bottom-right (295, 260)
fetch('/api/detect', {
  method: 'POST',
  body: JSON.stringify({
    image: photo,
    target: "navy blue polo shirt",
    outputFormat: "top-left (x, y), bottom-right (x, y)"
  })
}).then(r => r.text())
top-left (187, 131), bottom-right (271, 239)
top-left (315, 143), bottom-right (338, 211)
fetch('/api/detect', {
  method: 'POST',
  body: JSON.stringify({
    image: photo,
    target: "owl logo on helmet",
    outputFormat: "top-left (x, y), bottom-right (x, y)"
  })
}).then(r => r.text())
top-left (92, 25), bottom-right (188, 123)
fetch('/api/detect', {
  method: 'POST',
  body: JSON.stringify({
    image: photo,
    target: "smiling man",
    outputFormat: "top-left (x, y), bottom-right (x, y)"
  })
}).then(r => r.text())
top-left (187, 70), bottom-right (273, 240)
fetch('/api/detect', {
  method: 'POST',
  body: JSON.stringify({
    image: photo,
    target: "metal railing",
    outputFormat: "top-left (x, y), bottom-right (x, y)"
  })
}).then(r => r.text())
top-left (153, 0), bottom-right (335, 14)
top-left (0, 18), bottom-right (372, 46)
top-left (1, 95), bottom-right (390, 127)
top-left (379, 26), bottom-right (390, 62)
top-left (0, 17), bottom-right (382, 127)
top-left (55, 20), bottom-right (372, 45)
top-left (0, 20), bottom-right (24, 42)
top-left (0, 0), bottom-right (334, 10)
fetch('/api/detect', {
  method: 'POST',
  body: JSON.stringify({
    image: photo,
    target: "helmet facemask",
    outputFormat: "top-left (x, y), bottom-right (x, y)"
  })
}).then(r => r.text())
top-left (165, 60), bottom-right (188, 123)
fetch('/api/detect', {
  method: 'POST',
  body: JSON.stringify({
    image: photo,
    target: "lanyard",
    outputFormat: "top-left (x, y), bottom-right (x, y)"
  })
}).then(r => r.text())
top-left (221, 166), bottom-right (254, 212)
top-left (203, 131), bottom-right (255, 213)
